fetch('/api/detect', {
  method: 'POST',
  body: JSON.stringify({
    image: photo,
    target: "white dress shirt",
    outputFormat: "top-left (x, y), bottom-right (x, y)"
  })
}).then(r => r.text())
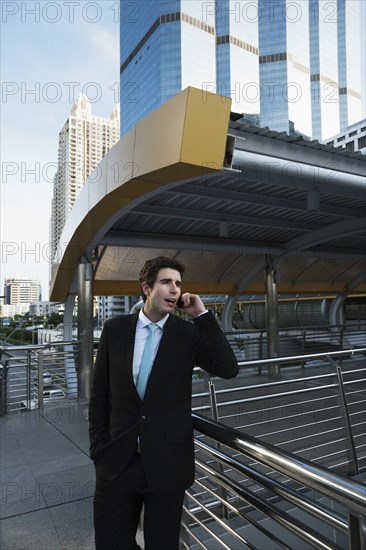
top-left (132, 309), bottom-right (169, 385)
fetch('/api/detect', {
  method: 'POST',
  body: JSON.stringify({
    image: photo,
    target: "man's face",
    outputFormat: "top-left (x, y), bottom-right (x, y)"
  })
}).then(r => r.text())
top-left (142, 268), bottom-right (182, 321)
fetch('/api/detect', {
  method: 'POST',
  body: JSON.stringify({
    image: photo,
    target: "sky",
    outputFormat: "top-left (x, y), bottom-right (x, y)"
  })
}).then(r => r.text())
top-left (1, 1), bottom-right (120, 300)
top-left (1, 0), bottom-right (365, 301)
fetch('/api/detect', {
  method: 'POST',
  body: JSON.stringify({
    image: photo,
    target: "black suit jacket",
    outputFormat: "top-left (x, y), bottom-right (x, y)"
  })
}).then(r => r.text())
top-left (89, 311), bottom-right (238, 494)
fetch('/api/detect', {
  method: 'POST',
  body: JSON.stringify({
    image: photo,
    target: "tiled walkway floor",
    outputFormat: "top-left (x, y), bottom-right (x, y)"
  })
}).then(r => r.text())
top-left (0, 401), bottom-right (144, 549)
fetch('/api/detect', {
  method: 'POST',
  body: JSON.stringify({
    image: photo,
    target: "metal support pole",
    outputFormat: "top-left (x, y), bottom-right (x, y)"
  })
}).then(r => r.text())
top-left (222, 296), bottom-right (236, 332)
top-left (63, 293), bottom-right (75, 342)
top-left (340, 327), bottom-right (344, 353)
top-left (349, 513), bottom-right (366, 550)
top-left (330, 293), bottom-right (348, 351)
top-left (64, 294), bottom-right (77, 398)
top-left (265, 255), bottom-right (280, 378)
top-left (77, 256), bottom-right (94, 400)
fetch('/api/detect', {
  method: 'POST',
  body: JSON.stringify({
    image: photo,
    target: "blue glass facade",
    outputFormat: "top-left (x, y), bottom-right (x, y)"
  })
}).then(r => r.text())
top-left (120, 0), bottom-right (259, 135)
top-left (215, 1), bottom-right (259, 115)
top-left (309, 0), bottom-right (340, 140)
top-left (120, 0), bottom-right (363, 139)
top-left (337, 0), bottom-right (362, 131)
top-left (120, 1), bottom-right (182, 135)
top-left (258, 0), bottom-right (312, 136)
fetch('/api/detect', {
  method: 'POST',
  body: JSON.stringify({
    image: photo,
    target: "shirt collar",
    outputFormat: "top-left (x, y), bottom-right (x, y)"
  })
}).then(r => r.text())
top-left (138, 308), bottom-right (169, 330)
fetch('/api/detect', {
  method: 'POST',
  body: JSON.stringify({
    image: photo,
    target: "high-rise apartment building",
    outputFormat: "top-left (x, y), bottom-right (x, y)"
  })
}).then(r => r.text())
top-left (3, 278), bottom-right (41, 305)
top-left (50, 95), bottom-right (120, 259)
top-left (120, 0), bottom-right (363, 140)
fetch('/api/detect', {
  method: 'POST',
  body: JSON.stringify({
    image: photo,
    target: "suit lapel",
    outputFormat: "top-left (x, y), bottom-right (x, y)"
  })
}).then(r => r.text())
top-left (121, 314), bottom-right (140, 398)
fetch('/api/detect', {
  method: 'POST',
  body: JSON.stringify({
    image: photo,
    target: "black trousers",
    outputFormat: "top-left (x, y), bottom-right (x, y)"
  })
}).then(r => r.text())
top-left (94, 453), bottom-right (185, 550)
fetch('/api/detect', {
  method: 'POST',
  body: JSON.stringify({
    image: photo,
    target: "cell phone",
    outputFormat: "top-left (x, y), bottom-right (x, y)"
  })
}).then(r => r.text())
top-left (177, 296), bottom-right (185, 308)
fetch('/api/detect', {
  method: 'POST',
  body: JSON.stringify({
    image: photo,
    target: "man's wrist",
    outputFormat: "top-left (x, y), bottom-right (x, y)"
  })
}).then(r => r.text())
top-left (192, 309), bottom-right (208, 318)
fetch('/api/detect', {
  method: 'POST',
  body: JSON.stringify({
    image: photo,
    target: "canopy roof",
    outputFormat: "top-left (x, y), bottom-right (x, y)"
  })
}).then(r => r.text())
top-left (50, 87), bottom-right (366, 302)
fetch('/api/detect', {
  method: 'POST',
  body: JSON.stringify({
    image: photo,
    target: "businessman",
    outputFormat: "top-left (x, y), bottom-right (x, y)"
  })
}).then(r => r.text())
top-left (89, 256), bottom-right (239, 550)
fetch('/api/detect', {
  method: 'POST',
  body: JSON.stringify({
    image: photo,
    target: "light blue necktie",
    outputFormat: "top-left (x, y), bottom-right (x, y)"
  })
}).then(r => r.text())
top-left (136, 323), bottom-right (159, 399)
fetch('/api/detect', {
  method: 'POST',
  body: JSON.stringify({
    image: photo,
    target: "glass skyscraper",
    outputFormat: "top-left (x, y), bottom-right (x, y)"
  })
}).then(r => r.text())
top-left (337, 0), bottom-right (362, 132)
top-left (309, 0), bottom-right (340, 140)
top-left (258, 0), bottom-right (312, 137)
top-left (120, 0), bottom-right (363, 140)
top-left (120, 0), bottom-right (259, 135)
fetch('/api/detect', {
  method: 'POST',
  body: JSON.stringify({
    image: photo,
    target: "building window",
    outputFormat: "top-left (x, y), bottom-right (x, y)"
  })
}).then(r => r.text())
top-left (337, 136), bottom-right (345, 142)
top-left (358, 136), bottom-right (366, 149)
top-left (345, 141), bottom-right (354, 151)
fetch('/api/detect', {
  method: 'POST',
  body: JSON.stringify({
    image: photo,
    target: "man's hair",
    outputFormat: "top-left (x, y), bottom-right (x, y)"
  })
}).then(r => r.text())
top-left (139, 256), bottom-right (185, 301)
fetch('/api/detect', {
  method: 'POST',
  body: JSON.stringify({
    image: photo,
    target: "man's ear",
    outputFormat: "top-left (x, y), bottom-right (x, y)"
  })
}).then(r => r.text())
top-left (141, 281), bottom-right (150, 297)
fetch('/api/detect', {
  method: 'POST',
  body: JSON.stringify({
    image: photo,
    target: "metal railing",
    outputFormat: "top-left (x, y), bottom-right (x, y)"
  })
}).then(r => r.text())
top-left (225, 323), bottom-right (366, 364)
top-left (181, 414), bottom-right (366, 550)
top-left (0, 342), bottom-right (78, 415)
top-left (192, 349), bottom-right (366, 477)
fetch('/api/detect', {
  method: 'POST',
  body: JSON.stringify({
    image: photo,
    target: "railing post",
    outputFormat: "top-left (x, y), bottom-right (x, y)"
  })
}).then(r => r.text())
top-left (339, 326), bottom-right (344, 352)
top-left (37, 351), bottom-right (44, 410)
top-left (200, 370), bottom-right (228, 519)
top-left (258, 332), bottom-right (263, 374)
top-left (179, 508), bottom-right (191, 549)
top-left (349, 513), bottom-right (366, 550)
top-left (208, 379), bottom-right (219, 423)
top-left (259, 332), bottom-right (263, 361)
top-left (331, 359), bottom-right (359, 475)
top-left (26, 350), bottom-right (32, 412)
top-left (301, 331), bottom-right (306, 368)
top-left (0, 361), bottom-right (8, 416)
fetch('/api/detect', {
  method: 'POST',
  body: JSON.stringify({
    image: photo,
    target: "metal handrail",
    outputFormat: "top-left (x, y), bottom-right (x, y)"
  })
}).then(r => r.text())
top-left (192, 460), bottom-right (343, 550)
top-left (194, 460), bottom-right (345, 550)
top-left (225, 323), bottom-right (366, 337)
top-left (0, 341), bottom-right (78, 415)
top-left (192, 413), bottom-right (366, 516)
top-left (225, 322), bottom-right (366, 333)
top-left (195, 439), bottom-right (348, 532)
top-left (0, 341), bottom-right (76, 353)
top-left (185, 413), bottom-right (366, 549)
top-left (192, 349), bottom-right (365, 474)
top-left (236, 348), bottom-right (366, 369)
top-left (225, 326), bottom-right (365, 369)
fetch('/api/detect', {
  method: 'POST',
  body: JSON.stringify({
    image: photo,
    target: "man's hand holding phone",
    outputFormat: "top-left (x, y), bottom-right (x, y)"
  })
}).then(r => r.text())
top-left (177, 293), bottom-right (206, 318)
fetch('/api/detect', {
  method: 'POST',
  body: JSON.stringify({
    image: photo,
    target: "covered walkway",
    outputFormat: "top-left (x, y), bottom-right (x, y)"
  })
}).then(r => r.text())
top-left (49, 86), bottom-right (366, 394)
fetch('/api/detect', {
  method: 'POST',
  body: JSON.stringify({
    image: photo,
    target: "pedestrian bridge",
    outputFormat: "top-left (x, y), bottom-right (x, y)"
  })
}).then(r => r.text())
top-left (1, 348), bottom-right (365, 549)
top-left (49, 86), bottom-right (366, 335)
top-left (48, 86), bottom-right (366, 401)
